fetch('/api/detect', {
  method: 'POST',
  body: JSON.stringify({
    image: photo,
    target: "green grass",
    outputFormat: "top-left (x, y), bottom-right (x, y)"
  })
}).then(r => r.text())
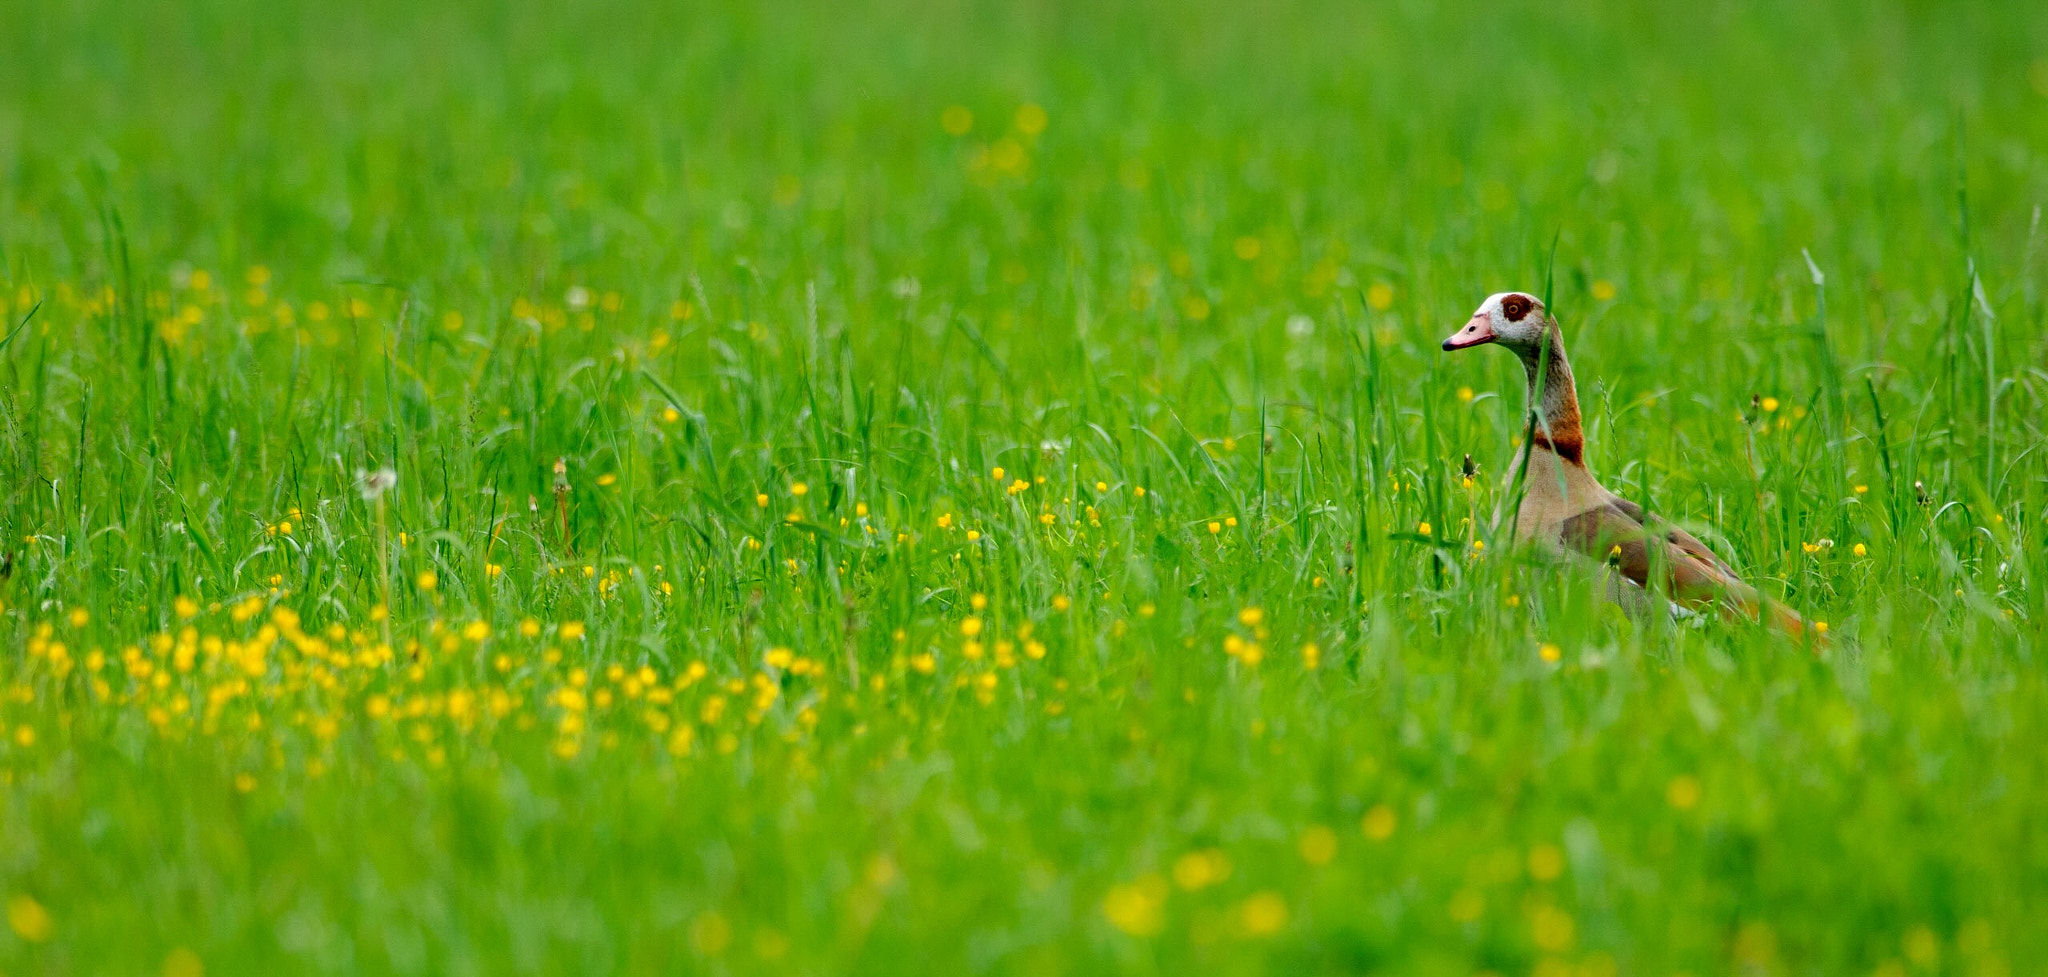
top-left (1, 0), bottom-right (2046, 973)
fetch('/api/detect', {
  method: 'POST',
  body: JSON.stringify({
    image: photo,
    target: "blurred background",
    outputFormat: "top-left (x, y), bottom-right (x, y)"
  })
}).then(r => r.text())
top-left (6, 0), bottom-right (2043, 345)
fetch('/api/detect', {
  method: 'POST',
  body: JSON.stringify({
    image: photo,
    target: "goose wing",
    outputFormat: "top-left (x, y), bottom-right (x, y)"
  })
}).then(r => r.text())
top-left (1558, 498), bottom-right (1744, 605)
top-left (1557, 497), bottom-right (1813, 638)
top-left (1606, 498), bottom-right (1741, 578)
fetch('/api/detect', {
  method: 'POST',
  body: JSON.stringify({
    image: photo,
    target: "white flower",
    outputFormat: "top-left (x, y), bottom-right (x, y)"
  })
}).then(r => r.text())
top-left (358, 468), bottom-right (398, 501)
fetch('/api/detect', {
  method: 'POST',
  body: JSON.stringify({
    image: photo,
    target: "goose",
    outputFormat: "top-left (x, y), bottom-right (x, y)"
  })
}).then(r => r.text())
top-left (1442, 291), bottom-right (1810, 637)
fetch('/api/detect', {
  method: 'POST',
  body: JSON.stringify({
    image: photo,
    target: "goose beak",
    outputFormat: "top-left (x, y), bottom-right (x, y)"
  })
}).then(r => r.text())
top-left (1441, 313), bottom-right (1496, 351)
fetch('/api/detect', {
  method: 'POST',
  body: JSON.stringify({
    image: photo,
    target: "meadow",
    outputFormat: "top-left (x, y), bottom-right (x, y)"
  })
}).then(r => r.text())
top-left (2, 0), bottom-right (2047, 973)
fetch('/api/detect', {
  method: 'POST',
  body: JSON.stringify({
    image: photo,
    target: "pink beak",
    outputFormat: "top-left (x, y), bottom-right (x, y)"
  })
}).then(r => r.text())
top-left (1441, 313), bottom-right (1496, 351)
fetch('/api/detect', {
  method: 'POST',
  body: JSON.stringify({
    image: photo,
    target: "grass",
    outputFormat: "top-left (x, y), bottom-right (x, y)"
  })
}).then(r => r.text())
top-left (1, 0), bottom-right (2047, 973)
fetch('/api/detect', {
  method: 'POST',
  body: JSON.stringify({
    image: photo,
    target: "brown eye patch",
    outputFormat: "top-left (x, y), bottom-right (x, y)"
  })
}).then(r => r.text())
top-left (1501, 295), bottom-right (1532, 321)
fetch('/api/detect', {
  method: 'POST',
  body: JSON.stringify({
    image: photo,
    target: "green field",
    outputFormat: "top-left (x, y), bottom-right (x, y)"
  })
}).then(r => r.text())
top-left (2, 0), bottom-right (2046, 973)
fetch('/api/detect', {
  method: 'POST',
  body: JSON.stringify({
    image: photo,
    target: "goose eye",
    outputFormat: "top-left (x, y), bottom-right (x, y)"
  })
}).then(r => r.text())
top-left (1502, 296), bottom-right (1530, 320)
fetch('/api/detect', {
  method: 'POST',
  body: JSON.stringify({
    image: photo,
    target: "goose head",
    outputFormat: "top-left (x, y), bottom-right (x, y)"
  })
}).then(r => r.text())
top-left (1441, 291), bottom-right (1552, 354)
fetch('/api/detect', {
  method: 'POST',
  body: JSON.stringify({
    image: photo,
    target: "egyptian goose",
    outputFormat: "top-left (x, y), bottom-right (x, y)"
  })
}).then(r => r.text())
top-left (1442, 291), bottom-right (1809, 636)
